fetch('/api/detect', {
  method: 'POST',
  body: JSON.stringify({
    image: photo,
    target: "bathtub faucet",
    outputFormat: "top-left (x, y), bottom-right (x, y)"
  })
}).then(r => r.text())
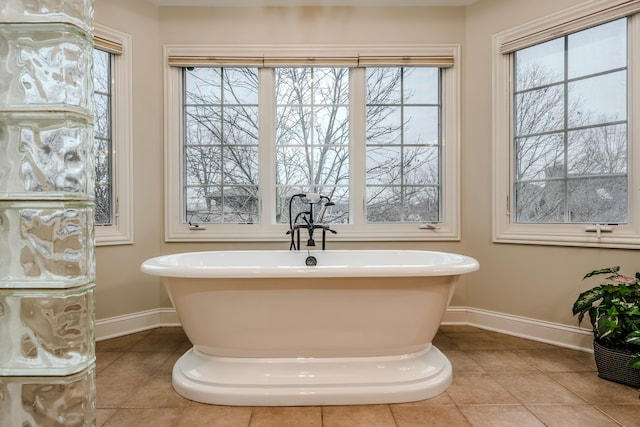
top-left (287, 193), bottom-right (337, 250)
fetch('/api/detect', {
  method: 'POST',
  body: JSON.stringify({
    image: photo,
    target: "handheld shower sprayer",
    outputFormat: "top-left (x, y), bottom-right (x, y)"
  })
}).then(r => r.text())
top-left (319, 198), bottom-right (335, 223)
top-left (303, 193), bottom-right (322, 204)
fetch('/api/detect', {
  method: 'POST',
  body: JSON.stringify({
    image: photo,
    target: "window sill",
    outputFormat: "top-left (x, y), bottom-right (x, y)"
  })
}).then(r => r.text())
top-left (96, 226), bottom-right (133, 246)
top-left (164, 224), bottom-right (460, 242)
top-left (493, 226), bottom-right (640, 249)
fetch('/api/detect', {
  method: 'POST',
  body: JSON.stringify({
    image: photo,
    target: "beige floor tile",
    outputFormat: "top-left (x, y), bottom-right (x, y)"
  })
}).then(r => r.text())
top-left (491, 372), bottom-right (584, 404)
top-left (96, 331), bottom-right (151, 352)
top-left (442, 332), bottom-right (510, 351)
top-left (432, 333), bottom-right (460, 350)
top-left (485, 332), bottom-right (558, 350)
top-left (249, 406), bottom-right (322, 427)
top-left (446, 373), bottom-right (518, 404)
top-left (559, 348), bottom-right (597, 370)
top-left (458, 404), bottom-right (545, 427)
top-left (444, 349), bottom-right (486, 373)
top-left (391, 392), bottom-right (455, 406)
top-left (464, 350), bottom-right (537, 373)
top-left (322, 404), bottom-right (396, 427)
top-left (92, 326), bottom-right (637, 427)
top-left (103, 408), bottom-right (185, 427)
top-left (99, 351), bottom-right (174, 376)
top-left (157, 351), bottom-right (184, 376)
top-left (526, 404), bottom-right (621, 426)
top-left (95, 351), bottom-right (124, 374)
top-left (96, 409), bottom-right (117, 427)
top-left (177, 339), bottom-right (194, 352)
top-left (177, 404), bottom-right (253, 427)
top-left (129, 333), bottom-right (189, 353)
top-left (149, 326), bottom-right (189, 335)
top-left (514, 349), bottom-right (595, 373)
top-left (550, 372), bottom-right (640, 404)
top-left (391, 405), bottom-right (471, 426)
top-left (596, 404), bottom-right (640, 427)
top-left (121, 375), bottom-right (190, 409)
top-left (437, 325), bottom-right (484, 334)
top-left (96, 374), bottom-right (149, 408)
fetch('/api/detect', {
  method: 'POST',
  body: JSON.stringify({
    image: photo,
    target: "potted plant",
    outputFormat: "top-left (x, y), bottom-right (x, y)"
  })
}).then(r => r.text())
top-left (572, 266), bottom-right (640, 388)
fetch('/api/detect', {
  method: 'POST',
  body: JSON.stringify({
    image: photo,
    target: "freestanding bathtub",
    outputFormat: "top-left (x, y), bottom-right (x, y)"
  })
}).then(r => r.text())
top-left (141, 250), bottom-right (479, 406)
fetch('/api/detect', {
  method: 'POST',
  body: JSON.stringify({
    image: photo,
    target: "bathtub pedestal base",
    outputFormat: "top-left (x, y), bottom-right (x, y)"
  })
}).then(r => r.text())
top-left (172, 344), bottom-right (452, 406)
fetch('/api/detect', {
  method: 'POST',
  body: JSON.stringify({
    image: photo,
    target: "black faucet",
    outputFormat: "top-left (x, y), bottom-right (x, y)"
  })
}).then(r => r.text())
top-left (286, 193), bottom-right (337, 250)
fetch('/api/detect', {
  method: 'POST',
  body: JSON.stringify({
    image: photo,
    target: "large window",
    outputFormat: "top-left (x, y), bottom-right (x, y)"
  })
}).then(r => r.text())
top-left (184, 67), bottom-right (260, 224)
top-left (513, 19), bottom-right (627, 224)
top-left (93, 25), bottom-right (133, 245)
top-left (93, 47), bottom-right (114, 225)
top-left (275, 67), bottom-right (350, 224)
top-left (366, 67), bottom-right (442, 223)
top-left (165, 45), bottom-right (460, 242)
top-left (493, 1), bottom-right (640, 248)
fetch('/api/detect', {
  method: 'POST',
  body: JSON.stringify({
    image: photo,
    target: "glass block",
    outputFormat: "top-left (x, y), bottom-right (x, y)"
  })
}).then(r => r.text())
top-left (0, 23), bottom-right (93, 112)
top-left (0, 112), bottom-right (94, 199)
top-left (0, 365), bottom-right (95, 427)
top-left (0, 284), bottom-right (95, 376)
top-left (0, 201), bottom-right (95, 288)
top-left (0, 0), bottom-right (94, 34)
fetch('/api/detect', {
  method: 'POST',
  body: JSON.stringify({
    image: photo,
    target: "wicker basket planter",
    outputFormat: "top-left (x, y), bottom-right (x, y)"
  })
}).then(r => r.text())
top-left (593, 340), bottom-right (640, 388)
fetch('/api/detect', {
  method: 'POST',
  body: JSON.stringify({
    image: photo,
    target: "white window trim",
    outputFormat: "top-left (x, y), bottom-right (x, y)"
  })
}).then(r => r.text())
top-left (94, 24), bottom-right (134, 246)
top-left (492, 0), bottom-right (640, 249)
top-left (164, 44), bottom-right (460, 242)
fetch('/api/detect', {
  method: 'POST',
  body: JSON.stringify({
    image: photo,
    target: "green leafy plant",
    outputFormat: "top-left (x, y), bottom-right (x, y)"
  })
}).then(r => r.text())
top-left (572, 266), bottom-right (640, 369)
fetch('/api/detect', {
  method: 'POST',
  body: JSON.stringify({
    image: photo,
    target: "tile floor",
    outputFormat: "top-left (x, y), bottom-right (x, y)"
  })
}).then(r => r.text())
top-left (95, 325), bottom-right (640, 426)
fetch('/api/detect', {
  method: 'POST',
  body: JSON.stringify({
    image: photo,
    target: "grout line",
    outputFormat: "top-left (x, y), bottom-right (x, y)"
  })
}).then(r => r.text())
top-left (97, 408), bottom-right (117, 427)
top-left (386, 404), bottom-right (399, 427)
top-left (247, 407), bottom-right (256, 427)
top-left (591, 405), bottom-right (630, 427)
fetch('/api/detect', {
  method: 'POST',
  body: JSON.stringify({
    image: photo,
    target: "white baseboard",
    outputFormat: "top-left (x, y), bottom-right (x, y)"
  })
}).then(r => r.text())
top-left (96, 308), bottom-right (180, 341)
top-left (96, 306), bottom-right (594, 352)
top-left (442, 306), bottom-right (593, 352)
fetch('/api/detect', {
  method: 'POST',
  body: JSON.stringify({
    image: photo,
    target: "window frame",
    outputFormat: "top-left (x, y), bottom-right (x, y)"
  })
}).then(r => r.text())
top-left (492, 0), bottom-right (640, 249)
top-left (164, 44), bottom-right (460, 242)
top-left (94, 24), bottom-right (134, 246)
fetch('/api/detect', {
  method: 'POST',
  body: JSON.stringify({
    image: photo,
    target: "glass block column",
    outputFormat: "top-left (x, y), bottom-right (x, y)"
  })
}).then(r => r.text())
top-left (0, 1), bottom-right (96, 426)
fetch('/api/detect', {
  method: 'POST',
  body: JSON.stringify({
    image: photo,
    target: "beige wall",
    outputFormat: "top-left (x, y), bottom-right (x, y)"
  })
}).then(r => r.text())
top-left (94, 0), bottom-right (640, 333)
top-left (157, 6), bottom-right (465, 44)
top-left (94, 0), bottom-right (165, 319)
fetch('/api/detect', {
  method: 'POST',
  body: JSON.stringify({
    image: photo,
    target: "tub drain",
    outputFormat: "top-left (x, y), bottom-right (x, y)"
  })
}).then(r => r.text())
top-left (305, 255), bottom-right (317, 266)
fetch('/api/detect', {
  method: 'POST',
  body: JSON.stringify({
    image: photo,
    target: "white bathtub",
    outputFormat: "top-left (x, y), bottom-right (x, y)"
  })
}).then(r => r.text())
top-left (141, 250), bottom-right (479, 406)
